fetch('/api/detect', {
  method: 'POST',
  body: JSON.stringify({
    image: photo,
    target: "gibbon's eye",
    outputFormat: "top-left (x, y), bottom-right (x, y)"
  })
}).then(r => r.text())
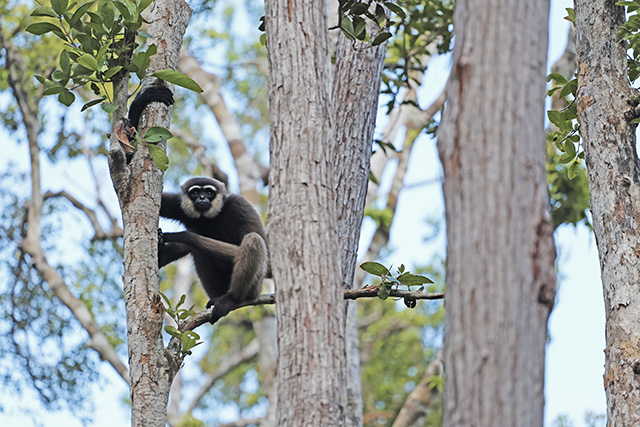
top-left (188, 187), bottom-right (201, 198)
top-left (205, 189), bottom-right (215, 198)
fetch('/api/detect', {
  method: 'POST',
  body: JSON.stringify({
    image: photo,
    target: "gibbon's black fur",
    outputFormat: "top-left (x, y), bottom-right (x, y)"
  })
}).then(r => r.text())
top-left (128, 85), bottom-right (174, 130)
top-left (158, 177), bottom-right (268, 323)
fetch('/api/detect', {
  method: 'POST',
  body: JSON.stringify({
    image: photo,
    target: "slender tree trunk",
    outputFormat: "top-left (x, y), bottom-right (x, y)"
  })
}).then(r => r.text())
top-left (265, 1), bottom-right (346, 425)
top-left (438, 1), bottom-right (556, 426)
top-left (108, 1), bottom-right (191, 425)
top-left (332, 14), bottom-right (388, 427)
top-left (573, 1), bottom-right (640, 424)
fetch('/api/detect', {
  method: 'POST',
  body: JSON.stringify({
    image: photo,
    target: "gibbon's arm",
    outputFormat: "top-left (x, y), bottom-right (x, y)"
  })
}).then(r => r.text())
top-left (128, 86), bottom-right (174, 130)
top-left (158, 241), bottom-right (191, 268)
top-left (160, 193), bottom-right (186, 221)
top-left (160, 230), bottom-right (239, 259)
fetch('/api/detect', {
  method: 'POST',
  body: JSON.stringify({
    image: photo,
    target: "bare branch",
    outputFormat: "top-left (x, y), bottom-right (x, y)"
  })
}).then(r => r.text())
top-left (175, 289), bottom-right (444, 332)
top-left (43, 190), bottom-right (123, 240)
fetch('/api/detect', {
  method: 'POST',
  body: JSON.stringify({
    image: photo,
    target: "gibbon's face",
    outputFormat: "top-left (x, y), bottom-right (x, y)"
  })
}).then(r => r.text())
top-left (188, 185), bottom-right (217, 212)
top-left (181, 178), bottom-right (225, 219)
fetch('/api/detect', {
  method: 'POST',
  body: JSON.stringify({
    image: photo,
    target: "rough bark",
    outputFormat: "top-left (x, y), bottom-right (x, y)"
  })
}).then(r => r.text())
top-left (438, 1), bottom-right (556, 426)
top-left (107, 1), bottom-right (191, 425)
top-left (265, 0), bottom-right (347, 425)
top-left (331, 14), bottom-right (388, 427)
top-left (573, 1), bottom-right (640, 424)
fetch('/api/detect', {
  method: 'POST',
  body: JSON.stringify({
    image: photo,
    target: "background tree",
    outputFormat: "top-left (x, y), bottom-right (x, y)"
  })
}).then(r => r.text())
top-left (573, 0), bottom-right (640, 424)
top-left (438, 0), bottom-right (556, 425)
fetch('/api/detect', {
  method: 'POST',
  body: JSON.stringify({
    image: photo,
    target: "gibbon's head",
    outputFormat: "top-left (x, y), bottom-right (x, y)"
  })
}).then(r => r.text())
top-left (180, 177), bottom-right (226, 219)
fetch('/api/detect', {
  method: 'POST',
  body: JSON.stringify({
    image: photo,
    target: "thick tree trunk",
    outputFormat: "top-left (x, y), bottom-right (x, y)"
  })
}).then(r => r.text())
top-left (573, 1), bottom-right (640, 424)
top-left (438, 1), bottom-right (556, 426)
top-left (265, 1), bottom-right (346, 425)
top-left (108, 1), bottom-right (191, 425)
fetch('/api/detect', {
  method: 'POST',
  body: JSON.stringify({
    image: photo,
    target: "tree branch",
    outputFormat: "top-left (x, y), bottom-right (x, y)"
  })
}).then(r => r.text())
top-left (176, 289), bottom-right (444, 332)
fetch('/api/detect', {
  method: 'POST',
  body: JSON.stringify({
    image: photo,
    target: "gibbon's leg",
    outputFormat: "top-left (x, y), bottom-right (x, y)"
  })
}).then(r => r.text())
top-left (207, 233), bottom-right (268, 322)
top-left (160, 230), bottom-right (239, 259)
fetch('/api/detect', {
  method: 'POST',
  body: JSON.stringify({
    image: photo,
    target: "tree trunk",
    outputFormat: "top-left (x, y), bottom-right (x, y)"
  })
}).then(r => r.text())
top-left (332, 14), bottom-right (388, 427)
top-left (265, 1), bottom-right (346, 425)
top-left (573, 1), bottom-right (640, 424)
top-left (108, 1), bottom-right (191, 425)
top-left (438, 1), bottom-right (556, 426)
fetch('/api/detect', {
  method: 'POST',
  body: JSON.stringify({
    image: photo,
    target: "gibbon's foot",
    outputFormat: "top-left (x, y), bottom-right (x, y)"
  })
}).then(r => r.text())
top-left (206, 296), bottom-right (236, 324)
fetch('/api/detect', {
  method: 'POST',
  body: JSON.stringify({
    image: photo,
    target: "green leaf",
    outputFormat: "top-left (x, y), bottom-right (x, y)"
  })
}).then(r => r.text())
top-left (558, 79), bottom-right (577, 99)
top-left (81, 98), bottom-right (104, 111)
top-left (164, 325), bottom-right (181, 339)
top-left (148, 143), bottom-right (169, 171)
top-left (369, 170), bottom-right (379, 185)
top-left (58, 90), bottom-right (75, 107)
top-left (372, 32), bottom-right (392, 46)
top-left (31, 6), bottom-right (58, 17)
top-left (378, 285), bottom-right (391, 300)
top-left (114, 1), bottom-right (132, 20)
top-left (260, 33), bottom-right (267, 46)
top-left (342, 16), bottom-right (355, 36)
top-left (567, 160), bottom-right (580, 180)
top-left (59, 49), bottom-right (71, 74)
top-left (144, 126), bottom-right (173, 142)
top-left (564, 140), bottom-right (576, 158)
top-left (69, 1), bottom-right (94, 26)
top-left (397, 273), bottom-right (434, 286)
top-left (25, 22), bottom-right (64, 37)
top-left (51, 0), bottom-right (69, 15)
top-left (547, 110), bottom-right (564, 127)
top-left (546, 73), bottom-right (568, 85)
top-left (103, 66), bottom-right (123, 80)
top-left (43, 86), bottom-right (66, 96)
top-left (139, 0), bottom-right (154, 13)
top-left (159, 291), bottom-right (172, 308)
top-left (101, 103), bottom-right (119, 113)
top-left (360, 261), bottom-right (390, 277)
top-left (178, 309), bottom-right (196, 320)
top-left (384, 2), bottom-right (406, 20)
top-left (78, 54), bottom-right (100, 71)
top-left (152, 70), bottom-right (203, 93)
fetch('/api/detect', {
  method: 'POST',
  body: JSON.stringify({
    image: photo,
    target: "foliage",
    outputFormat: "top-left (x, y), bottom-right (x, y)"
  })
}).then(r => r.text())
top-left (616, 1), bottom-right (640, 82)
top-left (547, 142), bottom-right (592, 230)
top-left (159, 292), bottom-right (202, 357)
top-left (382, 0), bottom-right (454, 112)
top-left (360, 262), bottom-right (433, 302)
top-left (546, 72), bottom-right (583, 180)
top-left (0, 173), bottom-right (101, 418)
top-left (335, 0), bottom-right (404, 47)
top-left (25, 0), bottom-right (201, 170)
top-left (26, 0), bottom-right (156, 110)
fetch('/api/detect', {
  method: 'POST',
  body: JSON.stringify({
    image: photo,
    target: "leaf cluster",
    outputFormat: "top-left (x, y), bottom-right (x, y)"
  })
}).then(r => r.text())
top-left (617, 1), bottom-right (640, 82)
top-left (546, 72), bottom-right (583, 180)
top-left (336, 0), bottom-right (401, 47)
top-left (159, 292), bottom-right (202, 357)
top-left (382, 0), bottom-right (454, 112)
top-left (26, 0), bottom-right (156, 109)
top-left (360, 262), bottom-right (433, 304)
